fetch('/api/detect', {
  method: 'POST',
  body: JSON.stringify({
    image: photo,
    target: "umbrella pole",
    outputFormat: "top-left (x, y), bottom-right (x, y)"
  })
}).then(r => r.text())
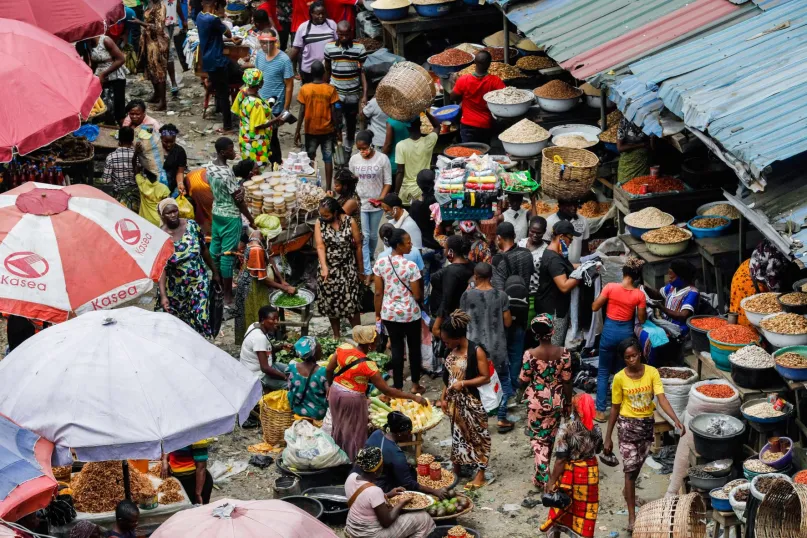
top-left (122, 460), bottom-right (132, 501)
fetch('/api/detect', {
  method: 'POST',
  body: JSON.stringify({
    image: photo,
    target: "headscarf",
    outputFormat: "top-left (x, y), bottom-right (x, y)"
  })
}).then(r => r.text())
top-left (749, 239), bottom-right (788, 292)
top-left (530, 313), bottom-right (554, 338)
top-left (458, 220), bottom-right (477, 234)
top-left (385, 411), bottom-right (412, 434)
top-left (294, 336), bottom-right (317, 361)
top-left (158, 197), bottom-right (178, 215)
top-left (242, 68), bottom-right (263, 87)
top-left (70, 521), bottom-right (100, 538)
top-left (352, 325), bottom-right (377, 345)
top-left (573, 393), bottom-right (595, 431)
top-left (355, 446), bottom-right (383, 473)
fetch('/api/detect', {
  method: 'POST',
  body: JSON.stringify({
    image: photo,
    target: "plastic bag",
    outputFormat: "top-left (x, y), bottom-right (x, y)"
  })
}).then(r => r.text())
top-left (655, 367), bottom-right (698, 426)
top-left (282, 419), bottom-right (350, 470)
top-left (176, 195), bottom-right (195, 219)
top-left (321, 409), bottom-right (333, 436)
top-left (685, 379), bottom-right (740, 426)
top-left (595, 237), bottom-right (629, 285)
top-left (542, 491), bottom-right (571, 509)
top-left (421, 319), bottom-right (434, 373)
top-left (478, 359), bottom-right (502, 413)
top-left (364, 48), bottom-right (404, 83)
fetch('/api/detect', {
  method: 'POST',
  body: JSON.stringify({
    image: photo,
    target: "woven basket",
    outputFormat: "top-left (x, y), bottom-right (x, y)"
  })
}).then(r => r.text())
top-left (540, 147), bottom-right (599, 201)
top-left (633, 493), bottom-right (706, 538)
top-left (260, 395), bottom-right (294, 447)
top-left (756, 481), bottom-right (807, 538)
top-left (376, 61), bottom-right (435, 122)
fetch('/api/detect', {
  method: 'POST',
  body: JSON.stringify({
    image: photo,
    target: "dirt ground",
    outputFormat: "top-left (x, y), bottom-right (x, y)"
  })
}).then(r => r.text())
top-left (1, 71), bottom-right (674, 537)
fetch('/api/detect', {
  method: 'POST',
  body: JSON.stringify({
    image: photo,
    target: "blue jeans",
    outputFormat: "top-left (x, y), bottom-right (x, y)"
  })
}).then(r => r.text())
top-left (506, 325), bottom-right (526, 395)
top-left (496, 359), bottom-right (515, 421)
top-left (361, 210), bottom-right (383, 275)
top-left (596, 318), bottom-right (635, 411)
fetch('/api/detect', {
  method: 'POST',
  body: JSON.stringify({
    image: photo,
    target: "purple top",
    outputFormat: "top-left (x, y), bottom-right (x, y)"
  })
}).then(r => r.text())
top-left (292, 19), bottom-right (337, 74)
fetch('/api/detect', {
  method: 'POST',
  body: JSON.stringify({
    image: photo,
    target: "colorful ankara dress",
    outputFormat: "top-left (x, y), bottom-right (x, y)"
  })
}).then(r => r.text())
top-left (520, 348), bottom-right (573, 486)
top-left (231, 89), bottom-right (273, 166)
top-left (155, 219), bottom-right (212, 337)
top-left (540, 419), bottom-right (603, 538)
top-left (328, 343), bottom-right (379, 460)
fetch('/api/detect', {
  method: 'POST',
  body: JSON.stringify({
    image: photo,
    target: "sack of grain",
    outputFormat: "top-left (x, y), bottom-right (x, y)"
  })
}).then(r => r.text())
top-left (376, 61), bottom-right (435, 121)
top-left (655, 367), bottom-right (698, 426)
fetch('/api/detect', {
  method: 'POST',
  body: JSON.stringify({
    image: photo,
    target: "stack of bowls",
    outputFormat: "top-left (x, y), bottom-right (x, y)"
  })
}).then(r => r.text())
top-left (740, 293), bottom-right (782, 328)
top-left (759, 312), bottom-right (807, 347)
top-left (773, 346), bottom-right (807, 381)
top-left (623, 210), bottom-right (674, 239)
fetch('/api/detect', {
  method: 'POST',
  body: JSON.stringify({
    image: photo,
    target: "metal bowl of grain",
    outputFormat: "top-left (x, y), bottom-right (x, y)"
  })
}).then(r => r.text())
top-left (551, 132), bottom-right (599, 149)
top-left (641, 226), bottom-right (692, 257)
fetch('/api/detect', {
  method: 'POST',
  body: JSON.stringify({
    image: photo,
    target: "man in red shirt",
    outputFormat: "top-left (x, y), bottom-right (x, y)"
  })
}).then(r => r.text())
top-left (451, 50), bottom-right (505, 144)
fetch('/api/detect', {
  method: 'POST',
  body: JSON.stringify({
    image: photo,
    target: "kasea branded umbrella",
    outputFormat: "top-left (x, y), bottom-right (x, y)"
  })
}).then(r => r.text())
top-left (0, 0), bottom-right (124, 43)
top-left (0, 19), bottom-right (101, 162)
top-left (0, 308), bottom-right (262, 462)
top-left (0, 183), bottom-right (174, 323)
top-left (0, 414), bottom-right (58, 522)
top-left (151, 499), bottom-right (340, 538)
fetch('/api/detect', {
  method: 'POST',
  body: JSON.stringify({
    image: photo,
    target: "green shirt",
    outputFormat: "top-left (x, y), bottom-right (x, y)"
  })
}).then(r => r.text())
top-left (123, 0), bottom-right (141, 7)
top-left (395, 132), bottom-right (437, 192)
top-left (206, 162), bottom-right (241, 218)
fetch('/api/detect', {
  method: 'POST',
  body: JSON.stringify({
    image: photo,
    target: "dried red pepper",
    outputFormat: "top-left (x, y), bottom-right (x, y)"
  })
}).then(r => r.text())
top-left (621, 175), bottom-right (686, 195)
top-left (429, 49), bottom-right (474, 67)
top-left (709, 324), bottom-right (759, 344)
top-left (690, 317), bottom-right (728, 330)
top-left (445, 147), bottom-right (483, 158)
top-left (696, 384), bottom-right (736, 398)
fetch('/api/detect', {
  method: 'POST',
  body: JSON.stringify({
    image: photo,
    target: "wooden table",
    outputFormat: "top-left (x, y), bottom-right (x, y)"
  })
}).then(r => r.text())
top-left (690, 351), bottom-right (788, 399)
top-left (612, 186), bottom-right (724, 234)
top-left (652, 410), bottom-right (673, 454)
top-left (694, 230), bottom-right (761, 312)
top-left (379, 6), bottom-right (497, 56)
top-left (620, 234), bottom-right (702, 289)
top-left (712, 509), bottom-right (743, 538)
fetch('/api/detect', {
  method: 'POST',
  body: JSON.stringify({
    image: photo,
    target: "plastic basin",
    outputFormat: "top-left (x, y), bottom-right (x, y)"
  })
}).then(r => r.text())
top-left (536, 94), bottom-right (581, 113)
top-left (548, 124), bottom-right (602, 139)
top-left (759, 437), bottom-right (793, 470)
top-left (773, 345), bottom-right (807, 380)
top-left (643, 233), bottom-right (692, 257)
top-left (688, 470), bottom-right (733, 491)
top-left (302, 486), bottom-right (348, 524)
top-left (708, 330), bottom-right (761, 371)
top-left (687, 315), bottom-right (726, 354)
top-left (709, 488), bottom-right (732, 512)
top-left (690, 413), bottom-right (745, 460)
top-left (626, 224), bottom-right (661, 239)
top-left (739, 293), bottom-right (781, 328)
top-left (776, 293), bottom-right (807, 315)
top-left (740, 398), bottom-right (791, 425)
top-left (485, 90), bottom-right (535, 118)
top-left (442, 142), bottom-right (490, 160)
top-left (759, 313), bottom-right (807, 348)
top-left (281, 496), bottom-right (324, 520)
top-left (687, 216), bottom-right (731, 238)
top-left (414, 2), bottom-right (453, 17)
top-left (432, 104), bottom-right (460, 122)
top-left (730, 362), bottom-right (780, 390)
top-left (500, 138), bottom-right (548, 158)
top-left (372, 5), bottom-right (410, 20)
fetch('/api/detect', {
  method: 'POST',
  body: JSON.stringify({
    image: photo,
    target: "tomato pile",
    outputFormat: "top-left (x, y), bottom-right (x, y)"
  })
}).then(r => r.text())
top-left (621, 175), bottom-right (685, 195)
top-left (709, 324), bottom-right (759, 344)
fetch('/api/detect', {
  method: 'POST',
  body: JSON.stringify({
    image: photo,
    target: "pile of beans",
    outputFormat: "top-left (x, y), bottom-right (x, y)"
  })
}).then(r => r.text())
top-left (578, 201), bottom-right (610, 218)
top-left (702, 203), bottom-right (741, 219)
top-left (695, 384), bottom-right (736, 399)
top-left (760, 312), bottom-right (807, 334)
top-left (722, 479), bottom-right (748, 493)
top-left (779, 292), bottom-right (807, 305)
top-left (430, 49), bottom-right (474, 66)
top-left (743, 401), bottom-right (784, 419)
top-left (709, 324), bottom-right (759, 344)
top-left (515, 55), bottom-right (557, 70)
top-left (624, 207), bottom-right (673, 228)
top-left (690, 317), bottom-right (728, 331)
top-left (621, 175), bottom-right (686, 196)
top-left (691, 217), bottom-right (728, 229)
top-left (760, 450), bottom-right (786, 463)
top-left (729, 345), bottom-right (774, 368)
top-left (712, 489), bottom-right (730, 500)
top-left (533, 80), bottom-right (582, 99)
top-left (482, 47), bottom-right (509, 62)
top-left (744, 459), bottom-right (776, 473)
top-left (743, 292), bottom-right (781, 314)
top-left (776, 351), bottom-right (807, 368)
top-left (659, 368), bottom-right (693, 380)
top-left (642, 225), bottom-right (691, 244)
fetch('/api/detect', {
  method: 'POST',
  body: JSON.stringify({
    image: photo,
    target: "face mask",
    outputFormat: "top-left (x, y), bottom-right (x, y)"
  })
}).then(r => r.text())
top-left (559, 238), bottom-right (570, 259)
top-left (385, 210), bottom-right (395, 220)
top-left (670, 277), bottom-right (685, 288)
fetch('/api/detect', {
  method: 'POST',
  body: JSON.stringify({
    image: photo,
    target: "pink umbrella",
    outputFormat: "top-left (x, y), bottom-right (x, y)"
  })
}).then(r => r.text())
top-left (0, 19), bottom-right (101, 162)
top-left (151, 499), bottom-right (339, 538)
top-left (0, 0), bottom-right (124, 43)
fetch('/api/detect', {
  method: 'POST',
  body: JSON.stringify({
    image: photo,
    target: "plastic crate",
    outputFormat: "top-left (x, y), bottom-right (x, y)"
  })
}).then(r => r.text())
top-left (439, 207), bottom-right (494, 221)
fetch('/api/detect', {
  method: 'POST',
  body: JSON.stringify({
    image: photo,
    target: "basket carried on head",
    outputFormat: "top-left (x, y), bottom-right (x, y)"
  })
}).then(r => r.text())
top-left (260, 391), bottom-right (294, 448)
top-left (376, 61), bottom-right (435, 122)
top-left (633, 493), bottom-right (706, 538)
top-left (755, 481), bottom-right (807, 538)
top-left (541, 147), bottom-right (598, 201)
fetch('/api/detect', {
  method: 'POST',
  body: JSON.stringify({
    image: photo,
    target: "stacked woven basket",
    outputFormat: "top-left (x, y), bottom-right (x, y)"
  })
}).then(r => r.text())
top-left (755, 481), bottom-right (807, 538)
top-left (376, 61), bottom-right (435, 122)
top-left (633, 493), bottom-right (706, 538)
top-left (541, 146), bottom-right (598, 201)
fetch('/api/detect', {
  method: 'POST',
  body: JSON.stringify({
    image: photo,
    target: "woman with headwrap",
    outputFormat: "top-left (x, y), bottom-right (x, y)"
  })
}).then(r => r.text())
top-left (364, 411), bottom-right (448, 498)
top-left (731, 239), bottom-right (791, 326)
top-left (70, 521), bottom-right (102, 538)
top-left (287, 336), bottom-right (329, 422)
top-left (638, 258), bottom-right (699, 366)
top-left (459, 220), bottom-right (492, 264)
top-left (327, 326), bottom-right (425, 461)
top-left (156, 197), bottom-right (220, 337)
top-left (345, 446), bottom-right (436, 538)
top-left (520, 313), bottom-right (573, 490)
top-left (231, 68), bottom-right (279, 166)
top-left (540, 393), bottom-right (602, 538)
top-left (437, 309), bottom-right (492, 490)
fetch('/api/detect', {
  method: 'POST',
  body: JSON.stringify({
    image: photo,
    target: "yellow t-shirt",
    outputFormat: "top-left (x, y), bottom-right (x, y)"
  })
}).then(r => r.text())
top-left (136, 174), bottom-right (170, 227)
top-left (611, 365), bottom-right (664, 419)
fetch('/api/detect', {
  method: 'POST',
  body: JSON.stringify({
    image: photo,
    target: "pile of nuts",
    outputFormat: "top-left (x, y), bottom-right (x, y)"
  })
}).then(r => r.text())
top-left (744, 459), bottom-right (776, 473)
top-left (733, 488), bottom-right (750, 502)
top-left (554, 134), bottom-right (595, 148)
top-left (624, 207), bottom-right (674, 229)
top-left (743, 293), bottom-right (782, 314)
top-left (598, 110), bottom-right (623, 143)
top-left (711, 489), bottom-right (730, 500)
top-left (515, 55), bottom-right (557, 70)
top-left (429, 49), bottom-right (474, 66)
top-left (534, 200), bottom-right (558, 214)
top-left (659, 368), bottom-right (693, 380)
top-left (485, 86), bottom-right (532, 105)
top-left (702, 203), bottom-right (740, 220)
top-left (482, 47), bottom-right (509, 62)
top-left (776, 351), bottom-right (807, 368)
top-left (754, 476), bottom-right (786, 494)
top-left (533, 80), bottom-right (582, 99)
top-left (690, 217), bottom-right (728, 229)
top-left (578, 201), bottom-right (610, 218)
top-left (760, 313), bottom-right (807, 334)
top-left (459, 63), bottom-right (523, 80)
top-left (729, 345), bottom-right (774, 368)
top-left (641, 225), bottom-right (691, 244)
top-left (760, 450), bottom-right (786, 463)
top-left (779, 292), bottom-right (807, 305)
top-left (418, 468), bottom-right (456, 489)
top-left (499, 119), bottom-right (550, 144)
top-left (743, 401), bottom-right (785, 419)
top-left (722, 479), bottom-right (748, 493)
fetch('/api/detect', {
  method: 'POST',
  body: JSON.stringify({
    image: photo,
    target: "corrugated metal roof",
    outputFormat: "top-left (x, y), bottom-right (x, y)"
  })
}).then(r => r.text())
top-left (561, 0), bottom-right (743, 80)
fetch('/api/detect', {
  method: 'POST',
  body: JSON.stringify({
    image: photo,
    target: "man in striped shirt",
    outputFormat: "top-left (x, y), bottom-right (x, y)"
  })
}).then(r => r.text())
top-left (324, 21), bottom-right (367, 155)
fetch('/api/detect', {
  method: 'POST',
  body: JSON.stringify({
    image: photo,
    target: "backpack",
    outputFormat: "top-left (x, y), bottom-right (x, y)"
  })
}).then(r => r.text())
top-left (503, 253), bottom-right (530, 327)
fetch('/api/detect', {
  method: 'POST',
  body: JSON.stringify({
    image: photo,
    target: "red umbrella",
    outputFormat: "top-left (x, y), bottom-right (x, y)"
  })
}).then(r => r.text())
top-left (0, 19), bottom-right (101, 163)
top-left (0, 0), bottom-right (124, 43)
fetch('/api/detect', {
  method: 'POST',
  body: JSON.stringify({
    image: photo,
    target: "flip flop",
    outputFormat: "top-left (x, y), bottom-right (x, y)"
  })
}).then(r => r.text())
top-left (497, 421), bottom-right (515, 434)
top-left (463, 481), bottom-right (488, 491)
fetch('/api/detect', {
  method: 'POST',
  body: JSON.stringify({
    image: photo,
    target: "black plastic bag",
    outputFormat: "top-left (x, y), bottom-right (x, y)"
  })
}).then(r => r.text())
top-left (248, 455), bottom-right (274, 469)
top-left (359, 283), bottom-right (375, 313)
top-left (541, 490), bottom-right (571, 509)
top-left (209, 281), bottom-right (224, 337)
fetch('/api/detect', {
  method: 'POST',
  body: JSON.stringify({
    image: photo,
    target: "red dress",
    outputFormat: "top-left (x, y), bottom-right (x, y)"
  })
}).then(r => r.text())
top-left (291, 0), bottom-right (313, 32)
top-left (257, 1), bottom-right (282, 31)
top-left (324, 0), bottom-right (356, 30)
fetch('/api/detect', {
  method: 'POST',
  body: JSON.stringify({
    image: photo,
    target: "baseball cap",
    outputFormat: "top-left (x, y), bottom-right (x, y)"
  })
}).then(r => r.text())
top-left (553, 220), bottom-right (582, 237)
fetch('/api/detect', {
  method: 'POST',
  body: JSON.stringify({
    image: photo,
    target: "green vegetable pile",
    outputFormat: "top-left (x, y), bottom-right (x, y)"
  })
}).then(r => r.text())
top-left (317, 337), bottom-right (341, 357)
top-left (426, 491), bottom-right (470, 518)
top-left (274, 293), bottom-right (308, 308)
top-left (367, 351), bottom-right (391, 370)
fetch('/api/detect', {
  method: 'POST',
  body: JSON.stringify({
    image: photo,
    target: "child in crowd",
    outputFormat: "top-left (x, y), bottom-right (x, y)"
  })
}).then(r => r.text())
top-left (294, 59), bottom-right (339, 190)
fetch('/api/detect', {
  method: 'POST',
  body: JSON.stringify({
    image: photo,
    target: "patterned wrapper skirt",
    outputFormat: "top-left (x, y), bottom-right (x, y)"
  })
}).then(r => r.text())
top-left (540, 457), bottom-right (599, 538)
top-left (617, 415), bottom-right (655, 473)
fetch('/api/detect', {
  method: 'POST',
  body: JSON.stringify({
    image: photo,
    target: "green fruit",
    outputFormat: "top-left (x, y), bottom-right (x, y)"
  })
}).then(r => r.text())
top-left (445, 504), bottom-right (456, 514)
top-left (436, 508), bottom-right (446, 517)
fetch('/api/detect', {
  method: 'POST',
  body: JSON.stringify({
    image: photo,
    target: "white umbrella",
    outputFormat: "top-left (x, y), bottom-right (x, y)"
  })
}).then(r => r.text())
top-left (0, 307), bottom-right (261, 462)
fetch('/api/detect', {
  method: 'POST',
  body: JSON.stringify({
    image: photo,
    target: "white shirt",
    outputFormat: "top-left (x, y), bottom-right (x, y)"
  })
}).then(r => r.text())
top-left (393, 209), bottom-right (423, 250)
top-left (165, 0), bottom-right (180, 26)
top-left (349, 150), bottom-right (392, 213)
top-left (239, 323), bottom-right (272, 380)
top-left (543, 213), bottom-right (591, 264)
top-left (503, 208), bottom-right (529, 244)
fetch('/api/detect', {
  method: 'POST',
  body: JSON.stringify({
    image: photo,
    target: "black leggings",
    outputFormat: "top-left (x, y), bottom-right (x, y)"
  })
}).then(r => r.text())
top-left (384, 319), bottom-right (422, 388)
top-left (208, 59), bottom-right (242, 130)
top-left (104, 79), bottom-right (127, 125)
top-left (176, 469), bottom-right (214, 504)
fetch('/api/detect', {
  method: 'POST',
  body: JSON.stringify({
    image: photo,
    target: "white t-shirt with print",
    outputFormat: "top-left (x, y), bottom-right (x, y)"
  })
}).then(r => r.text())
top-left (349, 151), bottom-right (392, 213)
top-left (373, 255), bottom-right (422, 323)
top-left (239, 323), bottom-right (272, 380)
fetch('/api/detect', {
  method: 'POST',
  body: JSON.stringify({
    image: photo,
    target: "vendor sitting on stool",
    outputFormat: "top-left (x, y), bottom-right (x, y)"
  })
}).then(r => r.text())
top-left (363, 411), bottom-right (447, 499)
top-left (638, 259), bottom-right (698, 366)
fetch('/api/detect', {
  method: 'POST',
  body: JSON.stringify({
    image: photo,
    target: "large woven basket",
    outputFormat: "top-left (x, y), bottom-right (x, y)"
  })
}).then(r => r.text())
top-left (260, 394), bottom-right (294, 448)
top-left (376, 61), bottom-right (435, 122)
top-left (633, 493), bottom-right (706, 538)
top-left (540, 146), bottom-right (599, 201)
top-left (756, 481), bottom-right (807, 538)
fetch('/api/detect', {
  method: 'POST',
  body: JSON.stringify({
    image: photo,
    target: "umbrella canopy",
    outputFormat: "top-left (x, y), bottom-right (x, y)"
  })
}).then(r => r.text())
top-left (151, 499), bottom-right (339, 538)
top-left (0, 183), bottom-right (173, 322)
top-left (0, 414), bottom-right (58, 522)
top-left (0, 19), bottom-right (101, 162)
top-left (0, 308), bottom-right (262, 462)
top-left (0, 0), bottom-right (123, 44)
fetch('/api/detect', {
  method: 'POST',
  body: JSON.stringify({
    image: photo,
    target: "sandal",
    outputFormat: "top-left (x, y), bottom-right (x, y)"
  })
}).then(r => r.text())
top-left (463, 481), bottom-right (487, 491)
top-left (497, 421), bottom-right (515, 434)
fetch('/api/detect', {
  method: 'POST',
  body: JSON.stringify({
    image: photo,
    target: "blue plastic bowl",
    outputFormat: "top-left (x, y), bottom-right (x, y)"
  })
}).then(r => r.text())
top-left (603, 142), bottom-right (619, 154)
top-left (432, 104), bottom-right (460, 122)
top-left (709, 489), bottom-right (732, 511)
top-left (687, 216), bottom-right (731, 238)
top-left (626, 224), bottom-right (663, 239)
top-left (372, 5), bottom-right (410, 20)
top-left (773, 346), bottom-right (807, 381)
top-left (428, 60), bottom-right (472, 78)
top-left (414, 2), bottom-right (453, 17)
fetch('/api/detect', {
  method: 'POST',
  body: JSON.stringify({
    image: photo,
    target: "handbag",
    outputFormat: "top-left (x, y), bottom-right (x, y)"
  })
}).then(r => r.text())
top-left (209, 281), bottom-right (224, 337)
